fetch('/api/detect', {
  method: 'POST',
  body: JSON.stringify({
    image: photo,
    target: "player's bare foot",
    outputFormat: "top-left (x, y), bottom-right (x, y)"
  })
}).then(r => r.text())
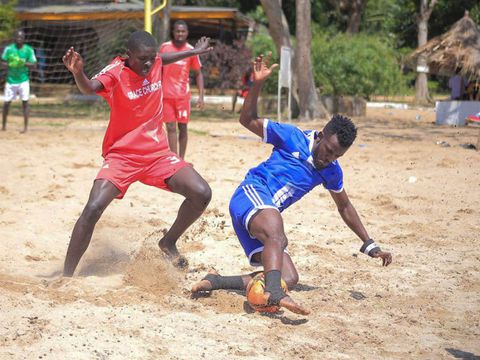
top-left (20, 129), bottom-right (27, 134)
top-left (265, 293), bottom-right (310, 315)
top-left (158, 238), bottom-right (189, 269)
top-left (191, 269), bottom-right (219, 293)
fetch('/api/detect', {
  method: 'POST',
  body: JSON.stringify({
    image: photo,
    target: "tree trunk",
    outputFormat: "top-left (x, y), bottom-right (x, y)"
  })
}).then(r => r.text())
top-left (296, 0), bottom-right (327, 119)
top-left (155, 0), bottom-right (171, 45)
top-left (260, 0), bottom-right (328, 120)
top-left (259, 0), bottom-right (292, 49)
top-left (346, 0), bottom-right (368, 34)
top-left (415, 0), bottom-right (437, 104)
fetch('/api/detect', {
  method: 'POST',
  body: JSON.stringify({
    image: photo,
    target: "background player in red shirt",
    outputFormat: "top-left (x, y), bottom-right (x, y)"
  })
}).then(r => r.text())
top-left (160, 20), bottom-right (204, 160)
top-left (61, 31), bottom-right (212, 277)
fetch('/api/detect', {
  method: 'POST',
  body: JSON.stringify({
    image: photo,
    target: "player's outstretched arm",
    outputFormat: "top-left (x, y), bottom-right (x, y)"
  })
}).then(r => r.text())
top-left (62, 47), bottom-right (103, 95)
top-left (195, 70), bottom-right (205, 109)
top-left (161, 36), bottom-right (213, 65)
top-left (329, 189), bottom-right (392, 266)
top-left (239, 54), bottom-right (278, 137)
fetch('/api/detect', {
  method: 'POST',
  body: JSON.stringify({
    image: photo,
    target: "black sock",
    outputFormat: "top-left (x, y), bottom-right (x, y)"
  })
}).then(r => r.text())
top-left (264, 270), bottom-right (287, 305)
top-left (203, 274), bottom-right (244, 290)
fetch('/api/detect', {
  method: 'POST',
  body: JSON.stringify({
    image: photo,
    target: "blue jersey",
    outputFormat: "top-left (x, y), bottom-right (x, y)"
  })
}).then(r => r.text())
top-left (241, 119), bottom-right (344, 212)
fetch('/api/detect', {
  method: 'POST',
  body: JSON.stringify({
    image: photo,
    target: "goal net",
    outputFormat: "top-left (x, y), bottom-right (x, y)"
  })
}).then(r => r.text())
top-left (2, 1), bottom-right (145, 91)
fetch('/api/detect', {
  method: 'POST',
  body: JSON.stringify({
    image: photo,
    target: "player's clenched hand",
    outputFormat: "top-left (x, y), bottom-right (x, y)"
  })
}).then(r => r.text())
top-left (62, 47), bottom-right (84, 74)
top-left (196, 96), bottom-right (205, 110)
top-left (371, 250), bottom-right (392, 266)
top-left (193, 37), bottom-right (213, 55)
top-left (252, 53), bottom-right (278, 83)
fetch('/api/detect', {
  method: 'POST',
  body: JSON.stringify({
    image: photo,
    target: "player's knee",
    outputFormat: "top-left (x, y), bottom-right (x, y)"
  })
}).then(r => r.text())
top-left (265, 234), bottom-right (288, 250)
top-left (178, 128), bottom-right (188, 139)
top-left (166, 123), bottom-right (176, 134)
top-left (191, 181), bottom-right (212, 210)
top-left (276, 235), bottom-right (288, 249)
top-left (82, 201), bottom-right (105, 223)
top-left (200, 183), bottom-right (212, 208)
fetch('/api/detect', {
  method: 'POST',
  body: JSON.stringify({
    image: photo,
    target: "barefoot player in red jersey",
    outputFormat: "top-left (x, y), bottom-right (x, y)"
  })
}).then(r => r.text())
top-left (62, 31), bottom-right (213, 276)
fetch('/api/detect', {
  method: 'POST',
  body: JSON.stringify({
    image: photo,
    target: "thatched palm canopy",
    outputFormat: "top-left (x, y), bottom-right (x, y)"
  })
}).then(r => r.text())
top-left (407, 11), bottom-right (480, 79)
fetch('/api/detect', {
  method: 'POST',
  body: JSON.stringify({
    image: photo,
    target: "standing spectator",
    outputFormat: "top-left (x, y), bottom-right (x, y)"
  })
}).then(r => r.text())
top-left (448, 68), bottom-right (467, 101)
top-left (160, 20), bottom-right (204, 160)
top-left (1, 30), bottom-right (37, 133)
top-left (232, 66), bottom-right (254, 113)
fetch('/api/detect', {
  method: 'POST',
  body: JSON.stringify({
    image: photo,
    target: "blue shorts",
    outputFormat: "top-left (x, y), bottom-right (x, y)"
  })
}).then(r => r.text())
top-left (229, 182), bottom-right (280, 266)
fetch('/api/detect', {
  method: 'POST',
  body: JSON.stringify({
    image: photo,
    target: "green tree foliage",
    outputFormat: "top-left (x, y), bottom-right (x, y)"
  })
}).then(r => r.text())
top-left (362, 0), bottom-right (406, 38)
top-left (0, 0), bottom-right (18, 42)
top-left (176, 0), bottom-right (260, 13)
top-left (363, 0), bottom-right (480, 49)
top-left (311, 33), bottom-right (406, 99)
top-left (221, 0), bottom-right (479, 97)
top-left (429, 0), bottom-right (480, 36)
top-left (246, 32), bottom-right (279, 94)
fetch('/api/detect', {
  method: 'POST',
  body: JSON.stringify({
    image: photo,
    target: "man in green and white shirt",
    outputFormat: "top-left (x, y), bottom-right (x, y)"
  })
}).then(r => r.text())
top-left (1, 30), bottom-right (37, 133)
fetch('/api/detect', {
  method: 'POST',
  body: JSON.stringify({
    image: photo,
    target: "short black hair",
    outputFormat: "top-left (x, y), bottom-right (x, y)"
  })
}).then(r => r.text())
top-left (173, 20), bottom-right (188, 30)
top-left (126, 30), bottom-right (157, 52)
top-left (323, 114), bottom-right (357, 148)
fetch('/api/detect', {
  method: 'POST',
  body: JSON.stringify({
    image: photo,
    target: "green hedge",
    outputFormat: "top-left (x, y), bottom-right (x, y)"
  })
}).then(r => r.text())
top-left (246, 32), bottom-right (279, 94)
top-left (0, 0), bottom-right (18, 42)
top-left (247, 31), bottom-right (407, 99)
top-left (312, 33), bottom-right (406, 99)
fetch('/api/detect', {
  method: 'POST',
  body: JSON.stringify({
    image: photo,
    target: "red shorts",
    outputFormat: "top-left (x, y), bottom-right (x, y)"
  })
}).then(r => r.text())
top-left (163, 97), bottom-right (191, 124)
top-left (96, 150), bottom-right (190, 199)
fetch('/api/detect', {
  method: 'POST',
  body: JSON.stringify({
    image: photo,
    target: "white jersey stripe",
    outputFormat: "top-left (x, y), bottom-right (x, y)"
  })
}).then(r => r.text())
top-left (308, 130), bottom-right (316, 152)
top-left (242, 186), bottom-right (260, 207)
top-left (329, 187), bottom-right (344, 194)
top-left (246, 184), bottom-right (264, 206)
top-left (262, 119), bottom-right (269, 143)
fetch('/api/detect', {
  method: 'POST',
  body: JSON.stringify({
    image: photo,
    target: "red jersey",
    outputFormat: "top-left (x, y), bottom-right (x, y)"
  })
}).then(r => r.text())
top-left (160, 41), bottom-right (201, 99)
top-left (93, 54), bottom-right (168, 158)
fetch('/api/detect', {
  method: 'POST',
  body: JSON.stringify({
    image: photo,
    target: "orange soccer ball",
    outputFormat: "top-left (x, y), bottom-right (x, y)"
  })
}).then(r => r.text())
top-left (246, 272), bottom-right (288, 313)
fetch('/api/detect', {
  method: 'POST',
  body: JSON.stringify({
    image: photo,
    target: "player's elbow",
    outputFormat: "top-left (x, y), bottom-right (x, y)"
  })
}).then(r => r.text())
top-left (239, 114), bottom-right (258, 128)
top-left (80, 88), bottom-right (96, 96)
top-left (82, 80), bottom-right (102, 95)
top-left (239, 115), bottom-right (249, 127)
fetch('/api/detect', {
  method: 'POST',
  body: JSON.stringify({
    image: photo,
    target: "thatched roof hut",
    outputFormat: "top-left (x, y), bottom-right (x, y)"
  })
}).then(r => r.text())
top-left (407, 11), bottom-right (480, 79)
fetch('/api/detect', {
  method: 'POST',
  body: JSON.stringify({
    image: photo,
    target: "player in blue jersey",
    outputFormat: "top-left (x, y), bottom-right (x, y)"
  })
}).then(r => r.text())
top-left (192, 55), bottom-right (392, 315)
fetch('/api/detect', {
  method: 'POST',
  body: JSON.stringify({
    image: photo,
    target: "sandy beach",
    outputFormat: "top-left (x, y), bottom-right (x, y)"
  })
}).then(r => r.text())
top-left (0, 106), bottom-right (479, 359)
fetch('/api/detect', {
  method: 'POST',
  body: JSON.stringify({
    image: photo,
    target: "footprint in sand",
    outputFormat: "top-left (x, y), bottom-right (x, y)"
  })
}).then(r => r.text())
top-left (25, 255), bottom-right (42, 262)
top-left (371, 195), bottom-right (407, 214)
top-left (456, 208), bottom-right (474, 214)
top-left (71, 162), bottom-right (97, 169)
